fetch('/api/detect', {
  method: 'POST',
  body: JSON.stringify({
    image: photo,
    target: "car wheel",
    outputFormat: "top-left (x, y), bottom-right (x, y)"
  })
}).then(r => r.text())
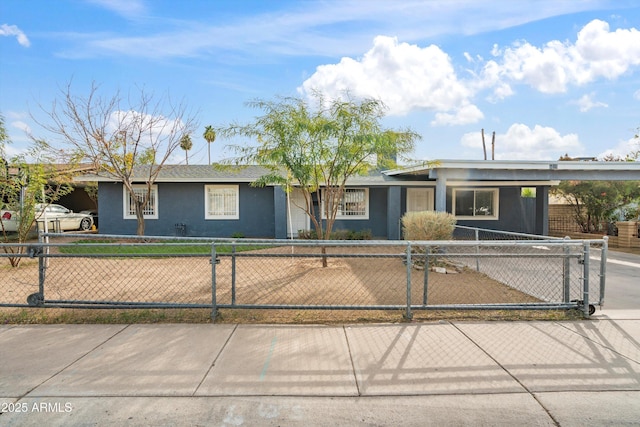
top-left (79, 217), bottom-right (92, 231)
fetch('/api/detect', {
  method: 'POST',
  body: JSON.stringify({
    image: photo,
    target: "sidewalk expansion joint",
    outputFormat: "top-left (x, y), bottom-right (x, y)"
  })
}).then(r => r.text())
top-left (19, 324), bottom-right (131, 401)
top-left (449, 322), bottom-right (561, 427)
top-left (342, 325), bottom-right (361, 396)
top-left (192, 323), bottom-right (239, 396)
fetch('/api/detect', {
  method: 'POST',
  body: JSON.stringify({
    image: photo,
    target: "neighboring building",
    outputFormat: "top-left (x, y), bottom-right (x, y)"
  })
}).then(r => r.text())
top-left (78, 160), bottom-right (640, 239)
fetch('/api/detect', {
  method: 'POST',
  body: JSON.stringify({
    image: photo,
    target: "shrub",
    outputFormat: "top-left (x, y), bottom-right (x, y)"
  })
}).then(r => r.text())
top-left (402, 211), bottom-right (456, 240)
top-left (297, 229), bottom-right (372, 240)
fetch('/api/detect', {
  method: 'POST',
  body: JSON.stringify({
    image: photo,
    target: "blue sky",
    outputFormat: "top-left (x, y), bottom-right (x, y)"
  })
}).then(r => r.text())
top-left (1, 0), bottom-right (640, 164)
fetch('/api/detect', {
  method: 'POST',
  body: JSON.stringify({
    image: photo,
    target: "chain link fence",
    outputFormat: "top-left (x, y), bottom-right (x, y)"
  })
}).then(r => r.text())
top-left (454, 225), bottom-right (607, 309)
top-left (0, 230), bottom-right (607, 318)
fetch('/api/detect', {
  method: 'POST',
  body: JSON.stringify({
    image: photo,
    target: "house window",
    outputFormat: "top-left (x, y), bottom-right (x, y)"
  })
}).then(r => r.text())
top-left (205, 185), bottom-right (239, 219)
top-left (453, 188), bottom-right (498, 219)
top-left (123, 185), bottom-right (158, 219)
top-left (521, 187), bottom-right (536, 198)
top-left (323, 188), bottom-right (369, 219)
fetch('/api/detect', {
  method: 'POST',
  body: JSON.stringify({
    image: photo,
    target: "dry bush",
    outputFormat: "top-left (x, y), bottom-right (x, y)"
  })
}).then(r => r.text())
top-left (402, 211), bottom-right (456, 241)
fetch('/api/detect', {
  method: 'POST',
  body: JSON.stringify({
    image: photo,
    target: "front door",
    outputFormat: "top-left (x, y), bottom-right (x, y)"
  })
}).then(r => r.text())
top-left (406, 188), bottom-right (435, 212)
top-left (287, 188), bottom-right (310, 237)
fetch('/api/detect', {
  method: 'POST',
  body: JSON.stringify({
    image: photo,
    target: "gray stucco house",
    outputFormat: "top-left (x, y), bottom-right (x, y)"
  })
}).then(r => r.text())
top-left (84, 160), bottom-right (640, 239)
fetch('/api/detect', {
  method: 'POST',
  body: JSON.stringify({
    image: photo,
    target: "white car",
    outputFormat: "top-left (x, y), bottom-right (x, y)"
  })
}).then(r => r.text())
top-left (0, 209), bottom-right (19, 232)
top-left (0, 204), bottom-right (94, 232)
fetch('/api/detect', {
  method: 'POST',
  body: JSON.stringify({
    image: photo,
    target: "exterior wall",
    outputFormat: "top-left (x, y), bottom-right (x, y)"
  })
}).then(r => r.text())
top-left (445, 186), bottom-right (539, 234)
top-left (322, 187), bottom-right (390, 238)
top-left (98, 182), bottom-right (275, 237)
top-left (273, 186), bottom-right (288, 239)
top-left (97, 182), bottom-right (548, 239)
top-left (387, 186), bottom-right (402, 240)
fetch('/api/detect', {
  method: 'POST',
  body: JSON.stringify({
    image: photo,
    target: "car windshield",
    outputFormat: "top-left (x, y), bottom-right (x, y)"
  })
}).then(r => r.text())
top-left (37, 204), bottom-right (70, 214)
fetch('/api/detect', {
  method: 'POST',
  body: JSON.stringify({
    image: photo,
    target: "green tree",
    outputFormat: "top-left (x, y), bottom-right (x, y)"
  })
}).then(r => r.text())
top-left (180, 133), bottom-right (193, 164)
top-left (218, 93), bottom-right (419, 266)
top-left (557, 143), bottom-right (640, 232)
top-left (1, 116), bottom-right (74, 266)
top-left (203, 125), bottom-right (216, 165)
top-left (556, 180), bottom-right (640, 232)
top-left (35, 82), bottom-right (198, 235)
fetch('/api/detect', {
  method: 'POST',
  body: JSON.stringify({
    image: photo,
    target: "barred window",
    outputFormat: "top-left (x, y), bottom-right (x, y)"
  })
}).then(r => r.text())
top-left (123, 185), bottom-right (158, 219)
top-left (205, 185), bottom-right (239, 219)
top-left (323, 188), bottom-right (369, 219)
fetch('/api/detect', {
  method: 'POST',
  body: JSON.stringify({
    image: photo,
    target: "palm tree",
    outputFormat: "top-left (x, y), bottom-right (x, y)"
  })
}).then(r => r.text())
top-left (180, 134), bottom-right (193, 165)
top-left (203, 125), bottom-right (216, 164)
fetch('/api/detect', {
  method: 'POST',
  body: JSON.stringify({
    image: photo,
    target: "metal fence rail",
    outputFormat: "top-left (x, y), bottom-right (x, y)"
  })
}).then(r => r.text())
top-left (454, 225), bottom-right (559, 241)
top-left (0, 232), bottom-right (607, 319)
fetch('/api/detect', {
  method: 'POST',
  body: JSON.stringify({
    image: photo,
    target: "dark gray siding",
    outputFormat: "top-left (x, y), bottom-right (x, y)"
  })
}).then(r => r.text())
top-left (322, 187), bottom-right (389, 238)
top-left (446, 186), bottom-right (538, 234)
top-left (97, 182), bottom-right (547, 239)
top-left (98, 182), bottom-right (275, 237)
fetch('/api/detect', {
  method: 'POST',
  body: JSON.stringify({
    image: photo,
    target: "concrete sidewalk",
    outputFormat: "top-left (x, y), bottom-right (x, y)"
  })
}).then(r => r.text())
top-left (1, 310), bottom-right (639, 426)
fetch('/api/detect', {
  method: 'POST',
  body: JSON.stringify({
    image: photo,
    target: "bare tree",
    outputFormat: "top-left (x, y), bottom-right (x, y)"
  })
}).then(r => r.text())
top-left (35, 82), bottom-right (198, 235)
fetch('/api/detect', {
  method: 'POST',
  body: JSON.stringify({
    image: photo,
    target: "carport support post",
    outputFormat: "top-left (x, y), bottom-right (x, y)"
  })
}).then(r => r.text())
top-left (582, 242), bottom-right (590, 318)
top-left (599, 236), bottom-right (608, 307)
top-left (405, 243), bottom-right (413, 320)
top-left (211, 244), bottom-right (217, 321)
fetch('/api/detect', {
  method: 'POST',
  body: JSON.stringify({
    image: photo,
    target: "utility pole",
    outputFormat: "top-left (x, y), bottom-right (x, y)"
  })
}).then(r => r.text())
top-left (481, 129), bottom-right (487, 160)
top-left (491, 131), bottom-right (495, 160)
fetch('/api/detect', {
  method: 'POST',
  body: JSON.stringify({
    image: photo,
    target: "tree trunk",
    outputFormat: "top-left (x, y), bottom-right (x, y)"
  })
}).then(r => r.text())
top-left (135, 199), bottom-right (146, 236)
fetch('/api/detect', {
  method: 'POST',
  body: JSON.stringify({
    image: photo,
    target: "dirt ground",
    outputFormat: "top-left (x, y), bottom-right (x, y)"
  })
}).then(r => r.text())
top-left (1, 245), bottom-right (540, 309)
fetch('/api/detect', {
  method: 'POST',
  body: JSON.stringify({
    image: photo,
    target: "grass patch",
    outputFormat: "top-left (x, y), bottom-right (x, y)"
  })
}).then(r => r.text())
top-left (0, 307), bottom-right (584, 325)
top-left (57, 239), bottom-right (268, 255)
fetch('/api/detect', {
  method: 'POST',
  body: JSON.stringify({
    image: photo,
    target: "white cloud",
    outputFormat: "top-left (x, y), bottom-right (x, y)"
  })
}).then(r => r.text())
top-left (64, 0), bottom-right (610, 60)
top-left (11, 120), bottom-right (31, 135)
top-left (432, 104), bottom-right (484, 126)
top-left (299, 36), bottom-right (480, 123)
top-left (0, 24), bottom-right (30, 47)
top-left (108, 110), bottom-right (188, 147)
top-left (634, 89), bottom-right (640, 100)
top-left (461, 123), bottom-right (581, 160)
top-left (300, 19), bottom-right (640, 125)
top-left (572, 93), bottom-right (608, 112)
top-left (598, 137), bottom-right (640, 160)
top-left (485, 19), bottom-right (640, 94)
top-left (86, 0), bottom-right (147, 18)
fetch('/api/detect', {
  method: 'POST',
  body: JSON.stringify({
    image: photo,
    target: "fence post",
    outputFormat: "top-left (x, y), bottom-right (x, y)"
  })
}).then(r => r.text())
top-left (423, 245), bottom-right (429, 306)
top-left (563, 236), bottom-right (571, 303)
top-left (405, 243), bottom-right (413, 320)
top-left (211, 243), bottom-right (217, 321)
top-left (599, 236), bottom-right (608, 307)
top-left (231, 243), bottom-right (237, 305)
top-left (36, 233), bottom-right (46, 306)
top-left (582, 241), bottom-right (590, 318)
top-left (474, 228), bottom-right (480, 272)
